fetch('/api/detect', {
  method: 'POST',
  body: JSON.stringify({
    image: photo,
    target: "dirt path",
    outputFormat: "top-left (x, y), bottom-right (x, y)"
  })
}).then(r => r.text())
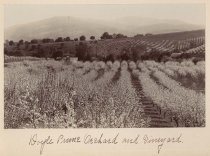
top-left (130, 72), bottom-right (174, 128)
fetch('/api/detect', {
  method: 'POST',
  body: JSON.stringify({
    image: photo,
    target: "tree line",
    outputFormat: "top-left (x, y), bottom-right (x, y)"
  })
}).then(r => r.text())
top-left (6, 32), bottom-right (131, 46)
top-left (7, 31), bottom-right (198, 62)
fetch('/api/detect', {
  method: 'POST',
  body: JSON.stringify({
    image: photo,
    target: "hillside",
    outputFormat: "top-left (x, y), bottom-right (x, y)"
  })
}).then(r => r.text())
top-left (5, 16), bottom-right (204, 41)
top-left (4, 29), bottom-right (205, 62)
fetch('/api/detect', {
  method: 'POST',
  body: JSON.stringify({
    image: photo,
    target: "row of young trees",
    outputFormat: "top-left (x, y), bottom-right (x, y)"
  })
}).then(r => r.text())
top-left (5, 31), bottom-right (129, 59)
top-left (7, 31), bottom-right (201, 62)
top-left (74, 42), bottom-right (170, 62)
top-left (7, 35), bottom-right (93, 46)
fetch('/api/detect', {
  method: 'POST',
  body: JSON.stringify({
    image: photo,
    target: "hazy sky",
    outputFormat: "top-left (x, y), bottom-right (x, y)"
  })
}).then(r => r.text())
top-left (4, 4), bottom-right (205, 27)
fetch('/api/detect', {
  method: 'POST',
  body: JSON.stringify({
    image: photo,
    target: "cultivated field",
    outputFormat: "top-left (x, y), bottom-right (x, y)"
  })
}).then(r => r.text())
top-left (5, 30), bottom-right (205, 62)
top-left (4, 59), bottom-right (205, 128)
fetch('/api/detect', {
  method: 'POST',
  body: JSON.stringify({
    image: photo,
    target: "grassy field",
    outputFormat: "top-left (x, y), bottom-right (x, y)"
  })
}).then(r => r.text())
top-left (4, 58), bottom-right (205, 128)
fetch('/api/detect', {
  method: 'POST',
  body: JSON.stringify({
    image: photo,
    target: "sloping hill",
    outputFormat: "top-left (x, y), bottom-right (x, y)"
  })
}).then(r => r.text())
top-left (5, 29), bottom-right (205, 63)
top-left (5, 16), bottom-right (204, 41)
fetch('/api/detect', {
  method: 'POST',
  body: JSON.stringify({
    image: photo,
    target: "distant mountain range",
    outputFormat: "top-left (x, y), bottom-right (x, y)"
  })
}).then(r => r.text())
top-left (5, 16), bottom-right (204, 41)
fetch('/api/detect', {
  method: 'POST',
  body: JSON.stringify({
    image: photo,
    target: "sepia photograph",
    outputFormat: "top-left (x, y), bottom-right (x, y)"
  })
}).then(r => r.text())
top-left (4, 3), bottom-right (205, 129)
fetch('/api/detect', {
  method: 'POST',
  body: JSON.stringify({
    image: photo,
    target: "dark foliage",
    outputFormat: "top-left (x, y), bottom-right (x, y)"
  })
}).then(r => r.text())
top-left (75, 42), bottom-right (89, 61)
top-left (90, 36), bottom-right (95, 40)
top-left (9, 40), bottom-right (14, 46)
top-left (55, 37), bottom-right (63, 42)
top-left (100, 32), bottom-right (113, 39)
top-left (64, 37), bottom-right (71, 41)
top-left (31, 39), bottom-right (38, 44)
top-left (80, 35), bottom-right (86, 41)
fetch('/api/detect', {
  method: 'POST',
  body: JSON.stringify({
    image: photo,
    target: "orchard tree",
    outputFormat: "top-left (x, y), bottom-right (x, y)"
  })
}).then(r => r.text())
top-left (100, 32), bottom-right (109, 39)
top-left (18, 39), bottom-right (24, 45)
top-left (55, 37), bottom-right (63, 42)
top-left (42, 38), bottom-right (51, 43)
top-left (80, 35), bottom-right (86, 41)
top-left (100, 32), bottom-right (112, 39)
top-left (76, 42), bottom-right (89, 60)
top-left (64, 37), bottom-right (71, 41)
top-left (116, 33), bottom-right (127, 39)
top-left (17, 39), bottom-right (24, 49)
top-left (24, 41), bottom-right (30, 49)
top-left (9, 40), bottom-right (14, 46)
top-left (90, 36), bottom-right (95, 40)
top-left (31, 39), bottom-right (38, 44)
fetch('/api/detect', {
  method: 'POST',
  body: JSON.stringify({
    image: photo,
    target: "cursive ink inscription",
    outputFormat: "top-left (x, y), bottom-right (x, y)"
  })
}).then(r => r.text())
top-left (28, 133), bottom-right (183, 155)
top-left (143, 134), bottom-right (183, 154)
top-left (57, 135), bottom-right (81, 144)
top-left (84, 133), bottom-right (119, 144)
top-left (122, 135), bottom-right (140, 144)
top-left (29, 134), bottom-right (54, 155)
